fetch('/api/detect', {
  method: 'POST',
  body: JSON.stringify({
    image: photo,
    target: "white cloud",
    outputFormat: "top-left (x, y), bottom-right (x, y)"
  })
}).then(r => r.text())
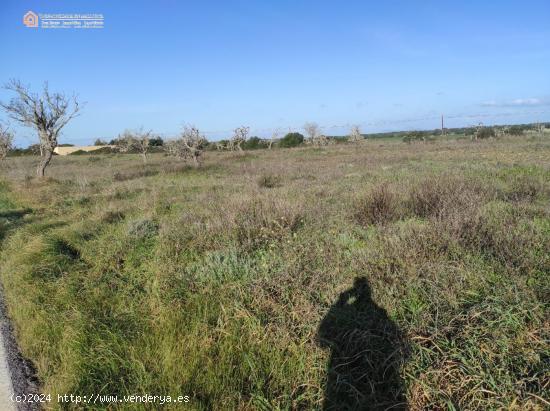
top-left (510, 98), bottom-right (542, 105)
top-left (481, 97), bottom-right (548, 107)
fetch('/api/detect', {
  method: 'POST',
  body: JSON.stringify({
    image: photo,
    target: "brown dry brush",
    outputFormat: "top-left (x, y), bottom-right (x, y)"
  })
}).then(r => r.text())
top-left (353, 173), bottom-right (549, 409)
top-left (232, 198), bottom-right (304, 253)
top-left (0, 138), bottom-right (548, 410)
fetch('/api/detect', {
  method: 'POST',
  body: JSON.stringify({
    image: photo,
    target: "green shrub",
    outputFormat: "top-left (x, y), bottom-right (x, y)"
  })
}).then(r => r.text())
top-left (242, 136), bottom-right (268, 150)
top-left (279, 132), bottom-right (304, 148)
top-left (477, 127), bottom-right (496, 139)
top-left (509, 126), bottom-right (524, 136)
top-left (148, 137), bottom-right (164, 147)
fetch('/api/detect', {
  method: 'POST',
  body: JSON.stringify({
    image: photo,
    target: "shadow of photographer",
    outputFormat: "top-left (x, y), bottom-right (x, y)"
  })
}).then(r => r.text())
top-left (317, 277), bottom-right (408, 410)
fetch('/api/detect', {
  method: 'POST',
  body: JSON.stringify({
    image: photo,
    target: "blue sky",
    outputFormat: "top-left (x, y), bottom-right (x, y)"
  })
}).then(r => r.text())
top-left (1, 0), bottom-right (549, 146)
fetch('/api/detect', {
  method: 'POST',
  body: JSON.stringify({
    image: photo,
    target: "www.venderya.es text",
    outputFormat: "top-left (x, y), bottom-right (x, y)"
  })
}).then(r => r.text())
top-left (12, 393), bottom-right (190, 405)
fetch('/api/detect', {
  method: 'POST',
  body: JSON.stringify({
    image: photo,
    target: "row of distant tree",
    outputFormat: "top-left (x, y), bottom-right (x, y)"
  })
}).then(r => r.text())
top-left (4, 121), bottom-right (547, 159)
top-left (9, 121), bottom-right (543, 156)
top-left (401, 125), bottom-right (533, 143)
top-left (88, 132), bottom-right (308, 151)
top-left (0, 80), bottom-right (331, 175)
top-left (92, 122), bottom-right (548, 148)
top-left (372, 122), bottom-right (547, 142)
top-left (0, 79), bottom-right (547, 176)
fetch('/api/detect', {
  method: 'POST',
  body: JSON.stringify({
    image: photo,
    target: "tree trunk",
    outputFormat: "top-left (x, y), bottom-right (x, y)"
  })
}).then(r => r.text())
top-left (141, 153), bottom-right (147, 163)
top-left (37, 149), bottom-right (53, 177)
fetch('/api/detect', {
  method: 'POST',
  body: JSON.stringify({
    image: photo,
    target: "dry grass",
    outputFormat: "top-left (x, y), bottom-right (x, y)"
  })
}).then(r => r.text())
top-left (0, 136), bottom-right (548, 410)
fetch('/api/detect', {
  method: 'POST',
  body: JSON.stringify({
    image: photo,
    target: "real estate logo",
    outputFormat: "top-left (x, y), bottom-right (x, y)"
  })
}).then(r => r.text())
top-left (22, 11), bottom-right (104, 29)
top-left (23, 11), bottom-right (39, 28)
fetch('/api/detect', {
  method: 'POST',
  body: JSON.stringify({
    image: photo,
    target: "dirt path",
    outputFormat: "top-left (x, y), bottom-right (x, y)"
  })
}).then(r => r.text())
top-left (0, 325), bottom-right (15, 411)
top-left (0, 288), bottom-right (40, 411)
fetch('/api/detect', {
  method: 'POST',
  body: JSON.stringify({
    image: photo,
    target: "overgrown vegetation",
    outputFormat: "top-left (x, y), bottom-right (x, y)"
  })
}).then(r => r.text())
top-left (278, 132), bottom-right (305, 148)
top-left (0, 136), bottom-right (548, 410)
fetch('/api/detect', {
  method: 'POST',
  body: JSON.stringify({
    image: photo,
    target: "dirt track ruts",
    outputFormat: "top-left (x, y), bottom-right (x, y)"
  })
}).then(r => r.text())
top-left (0, 285), bottom-right (40, 411)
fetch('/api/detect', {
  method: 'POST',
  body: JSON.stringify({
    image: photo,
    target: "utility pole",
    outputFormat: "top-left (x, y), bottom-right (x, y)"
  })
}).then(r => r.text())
top-left (441, 114), bottom-right (445, 136)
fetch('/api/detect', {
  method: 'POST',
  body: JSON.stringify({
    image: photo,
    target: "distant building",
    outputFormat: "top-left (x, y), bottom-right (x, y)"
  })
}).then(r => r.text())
top-left (53, 145), bottom-right (115, 155)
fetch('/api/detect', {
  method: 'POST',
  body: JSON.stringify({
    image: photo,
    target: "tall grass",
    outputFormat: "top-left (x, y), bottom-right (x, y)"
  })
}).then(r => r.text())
top-left (0, 137), bottom-right (548, 410)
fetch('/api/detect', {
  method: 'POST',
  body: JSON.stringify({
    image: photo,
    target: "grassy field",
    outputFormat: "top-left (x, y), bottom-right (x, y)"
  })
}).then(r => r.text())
top-left (0, 137), bottom-right (548, 410)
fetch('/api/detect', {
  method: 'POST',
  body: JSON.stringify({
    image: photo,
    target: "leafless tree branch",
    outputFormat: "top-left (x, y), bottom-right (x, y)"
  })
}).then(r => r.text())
top-left (115, 127), bottom-right (153, 162)
top-left (165, 125), bottom-right (207, 167)
top-left (229, 126), bottom-right (249, 151)
top-left (0, 79), bottom-right (83, 176)
top-left (349, 125), bottom-right (364, 143)
top-left (0, 123), bottom-right (13, 161)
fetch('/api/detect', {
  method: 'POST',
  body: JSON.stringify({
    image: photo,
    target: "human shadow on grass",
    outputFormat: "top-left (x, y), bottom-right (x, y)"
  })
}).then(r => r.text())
top-left (317, 277), bottom-right (408, 410)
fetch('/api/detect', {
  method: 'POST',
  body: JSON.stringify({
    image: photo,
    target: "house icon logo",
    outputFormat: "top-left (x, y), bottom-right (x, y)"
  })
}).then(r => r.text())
top-left (23, 11), bottom-right (39, 28)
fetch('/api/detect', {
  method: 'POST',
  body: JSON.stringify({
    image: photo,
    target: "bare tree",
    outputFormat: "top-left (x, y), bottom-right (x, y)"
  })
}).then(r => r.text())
top-left (349, 125), bottom-right (364, 143)
top-left (303, 122), bottom-right (320, 143)
top-left (115, 128), bottom-right (153, 163)
top-left (114, 130), bottom-right (135, 153)
top-left (229, 126), bottom-right (249, 151)
top-left (304, 122), bottom-right (330, 146)
top-left (269, 128), bottom-right (281, 149)
top-left (316, 134), bottom-right (331, 146)
top-left (165, 125), bottom-right (207, 167)
top-left (0, 79), bottom-right (81, 177)
top-left (0, 123), bottom-right (14, 161)
top-left (134, 131), bottom-right (152, 163)
top-left (215, 141), bottom-right (227, 151)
